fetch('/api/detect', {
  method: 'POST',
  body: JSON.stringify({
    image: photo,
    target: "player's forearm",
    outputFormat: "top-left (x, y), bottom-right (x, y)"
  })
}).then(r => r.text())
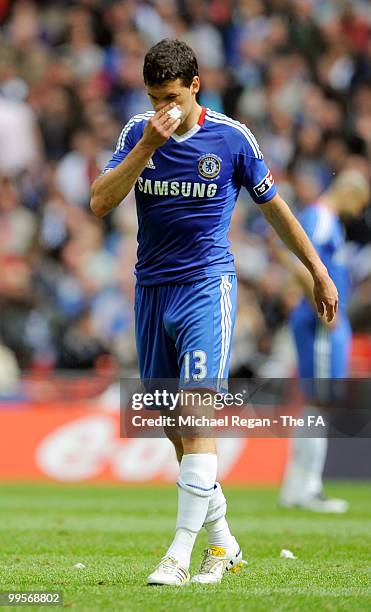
top-left (275, 245), bottom-right (316, 303)
top-left (90, 140), bottom-right (156, 217)
top-left (261, 195), bottom-right (327, 280)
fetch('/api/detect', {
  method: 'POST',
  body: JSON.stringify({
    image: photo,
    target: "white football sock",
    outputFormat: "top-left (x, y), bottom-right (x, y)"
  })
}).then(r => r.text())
top-left (280, 406), bottom-right (328, 503)
top-left (166, 453), bottom-right (217, 568)
top-left (205, 516), bottom-right (235, 551)
top-left (204, 482), bottom-right (235, 552)
top-left (165, 528), bottom-right (197, 568)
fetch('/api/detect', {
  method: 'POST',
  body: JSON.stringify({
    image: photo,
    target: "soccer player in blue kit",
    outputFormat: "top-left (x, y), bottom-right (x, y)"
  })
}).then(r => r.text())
top-left (90, 39), bottom-right (338, 586)
top-left (279, 170), bottom-right (370, 512)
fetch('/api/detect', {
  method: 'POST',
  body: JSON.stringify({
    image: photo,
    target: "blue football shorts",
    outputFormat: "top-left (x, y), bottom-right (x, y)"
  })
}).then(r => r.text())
top-left (290, 307), bottom-right (352, 402)
top-left (135, 274), bottom-right (237, 391)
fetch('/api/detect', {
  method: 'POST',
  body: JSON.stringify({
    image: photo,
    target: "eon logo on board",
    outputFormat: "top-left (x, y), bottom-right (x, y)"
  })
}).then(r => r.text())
top-left (35, 415), bottom-right (245, 482)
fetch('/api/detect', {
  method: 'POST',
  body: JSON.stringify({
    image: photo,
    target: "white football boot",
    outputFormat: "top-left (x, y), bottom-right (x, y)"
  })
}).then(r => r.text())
top-left (147, 556), bottom-right (190, 586)
top-left (191, 538), bottom-right (247, 584)
top-left (280, 492), bottom-right (348, 513)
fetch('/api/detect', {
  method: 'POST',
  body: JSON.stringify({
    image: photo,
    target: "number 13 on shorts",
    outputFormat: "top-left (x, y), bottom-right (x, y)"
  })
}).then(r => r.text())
top-left (183, 350), bottom-right (208, 382)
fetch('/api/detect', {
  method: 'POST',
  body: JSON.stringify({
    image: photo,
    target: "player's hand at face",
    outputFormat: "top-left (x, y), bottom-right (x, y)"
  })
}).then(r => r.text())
top-left (313, 271), bottom-right (338, 324)
top-left (141, 103), bottom-right (182, 150)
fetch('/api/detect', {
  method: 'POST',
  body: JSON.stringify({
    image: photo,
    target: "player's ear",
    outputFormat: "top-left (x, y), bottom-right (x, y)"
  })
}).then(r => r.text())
top-left (191, 76), bottom-right (200, 96)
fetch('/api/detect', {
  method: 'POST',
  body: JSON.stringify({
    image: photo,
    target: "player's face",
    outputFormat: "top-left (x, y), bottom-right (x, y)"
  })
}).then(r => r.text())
top-left (146, 77), bottom-right (200, 123)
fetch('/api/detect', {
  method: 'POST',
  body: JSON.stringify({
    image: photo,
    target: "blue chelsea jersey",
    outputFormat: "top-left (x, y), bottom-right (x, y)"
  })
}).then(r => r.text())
top-left (295, 203), bottom-right (349, 316)
top-left (103, 107), bottom-right (277, 285)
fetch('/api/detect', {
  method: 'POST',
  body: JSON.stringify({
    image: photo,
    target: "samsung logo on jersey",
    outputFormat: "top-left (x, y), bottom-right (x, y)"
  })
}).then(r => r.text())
top-left (137, 177), bottom-right (218, 198)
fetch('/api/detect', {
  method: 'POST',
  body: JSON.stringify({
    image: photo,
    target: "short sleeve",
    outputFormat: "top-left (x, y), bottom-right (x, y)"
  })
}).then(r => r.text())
top-left (102, 117), bottom-right (140, 174)
top-left (233, 126), bottom-right (277, 204)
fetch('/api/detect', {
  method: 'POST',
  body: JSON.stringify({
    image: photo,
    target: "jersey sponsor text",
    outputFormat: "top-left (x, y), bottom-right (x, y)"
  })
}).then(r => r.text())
top-left (137, 177), bottom-right (218, 198)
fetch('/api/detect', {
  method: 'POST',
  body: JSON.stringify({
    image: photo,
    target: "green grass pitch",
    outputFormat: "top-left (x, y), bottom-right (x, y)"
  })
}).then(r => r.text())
top-left (0, 482), bottom-right (370, 611)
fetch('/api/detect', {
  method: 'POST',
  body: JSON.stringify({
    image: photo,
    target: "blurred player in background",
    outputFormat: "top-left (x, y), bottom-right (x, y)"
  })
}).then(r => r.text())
top-left (279, 170), bottom-right (370, 512)
top-left (90, 39), bottom-right (338, 586)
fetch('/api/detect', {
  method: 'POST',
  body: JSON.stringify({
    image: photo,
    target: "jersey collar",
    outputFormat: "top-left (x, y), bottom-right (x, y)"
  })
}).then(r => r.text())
top-left (198, 106), bottom-right (207, 126)
top-left (170, 106), bottom-right (206, 143)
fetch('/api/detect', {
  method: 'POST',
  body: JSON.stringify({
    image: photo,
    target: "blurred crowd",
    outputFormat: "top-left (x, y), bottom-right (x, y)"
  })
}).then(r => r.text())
top-left (0, 0), bottom-right (370, 387)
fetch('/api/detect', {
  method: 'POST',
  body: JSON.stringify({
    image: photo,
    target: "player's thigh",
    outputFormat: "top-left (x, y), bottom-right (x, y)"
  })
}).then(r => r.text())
top-left (171, 274), bottom-right (237, 389)
top-left (290, 316), bottom-right (317, 378)
top-left (313, 320), bottom-right (352, 404)
top-left (329, 318), bottom-right (352, 377)
top-left (314, 319), bottom-right (351, 378)
top-left (135, 284), bottom-right (178, 380)
top-left (291, 316), bottom-right (351, 402)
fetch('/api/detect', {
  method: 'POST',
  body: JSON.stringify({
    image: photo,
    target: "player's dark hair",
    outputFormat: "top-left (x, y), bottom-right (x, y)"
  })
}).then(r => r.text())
top-left (143, 39), bottom-right (198, 87)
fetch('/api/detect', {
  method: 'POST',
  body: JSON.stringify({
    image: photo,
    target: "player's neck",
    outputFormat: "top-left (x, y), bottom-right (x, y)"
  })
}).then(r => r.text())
top-left (175, 102), bottom-right (203, 136)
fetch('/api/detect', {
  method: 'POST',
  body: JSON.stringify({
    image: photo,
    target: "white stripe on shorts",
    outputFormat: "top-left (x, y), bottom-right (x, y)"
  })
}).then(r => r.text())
top-left (314, 323), bottom-right (332, 402)
top-left (314, 323), bottom-right (331, 378)
top-left (217, 275), bottom-right (233, 390)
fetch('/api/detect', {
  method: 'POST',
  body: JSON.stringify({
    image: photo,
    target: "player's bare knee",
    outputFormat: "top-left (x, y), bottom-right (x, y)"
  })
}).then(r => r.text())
top-left (182, 437), bottom-right (216, 455)
top-left (163, 426), bottom-right (183, 461)
top-left (171, 438), bottom-right (184, 463)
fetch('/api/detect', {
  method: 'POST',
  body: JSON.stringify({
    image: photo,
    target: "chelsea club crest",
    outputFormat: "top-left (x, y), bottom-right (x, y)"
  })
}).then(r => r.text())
top-left (198, 154), bottom-right (222, 180)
